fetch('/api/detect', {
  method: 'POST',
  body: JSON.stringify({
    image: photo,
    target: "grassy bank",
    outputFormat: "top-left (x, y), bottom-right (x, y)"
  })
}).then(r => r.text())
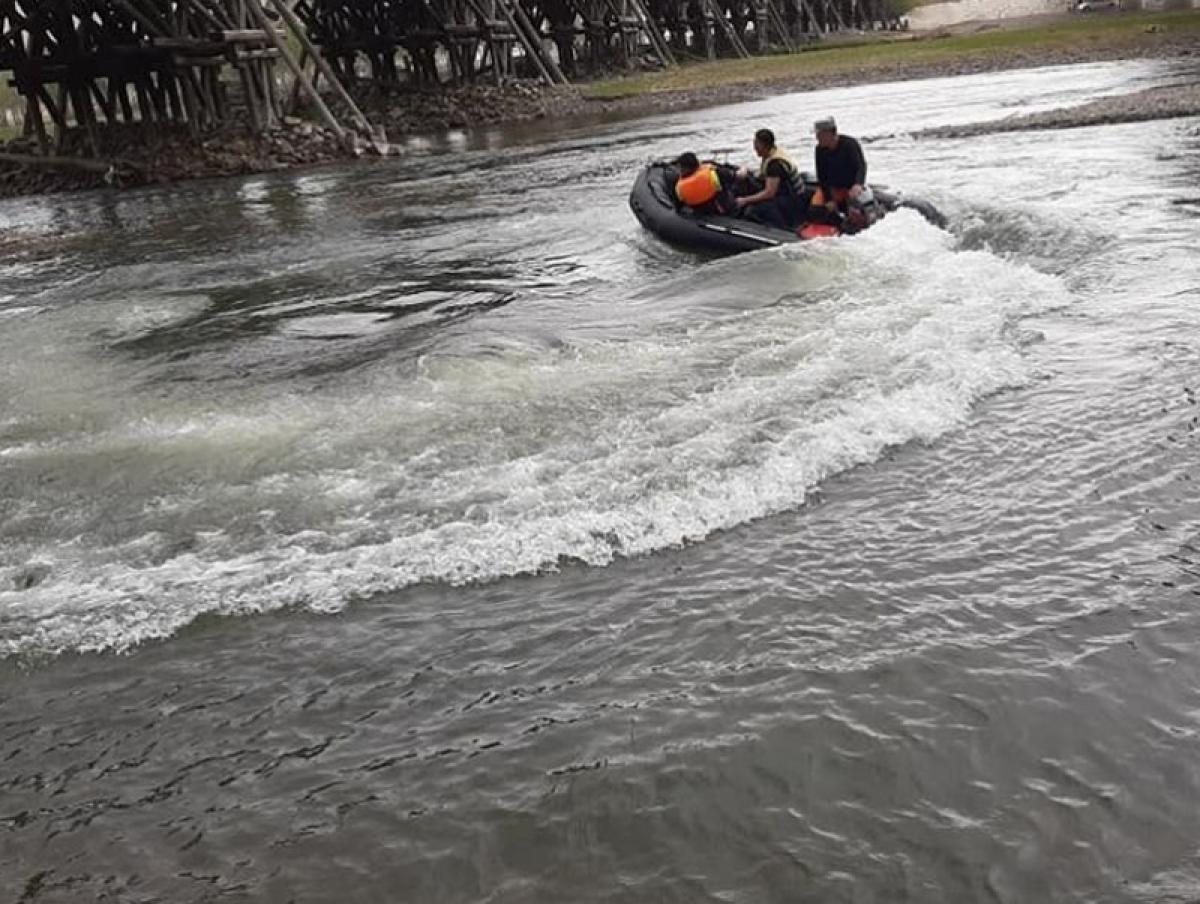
top-left (584, 9), bottom-right (1200, 99)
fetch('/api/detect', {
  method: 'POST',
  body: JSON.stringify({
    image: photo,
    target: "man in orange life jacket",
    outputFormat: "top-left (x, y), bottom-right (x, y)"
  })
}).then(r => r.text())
top-left (733, 129), bottom-right (806, 229)
top-left (673, 152), bottom-right (732, 215)
top-left (813, 116), bottom-right (867, 215)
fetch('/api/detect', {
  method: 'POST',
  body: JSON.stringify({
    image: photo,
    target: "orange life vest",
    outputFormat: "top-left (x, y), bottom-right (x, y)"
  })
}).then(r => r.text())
top-left (811, 187), bottom-right (850, 208)
top-left (675, 165), bottom-right (721, 207)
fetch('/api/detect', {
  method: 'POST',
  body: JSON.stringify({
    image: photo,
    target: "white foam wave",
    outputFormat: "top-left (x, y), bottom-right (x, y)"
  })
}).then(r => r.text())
top-left (0, 213), bottom-right (1071, 657)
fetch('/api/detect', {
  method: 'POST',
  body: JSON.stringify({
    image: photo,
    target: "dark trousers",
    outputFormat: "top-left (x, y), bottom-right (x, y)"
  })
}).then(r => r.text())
top-left (690, 189), bottom-right (735, 217)
top-left (744, 194), bottom-right (801, 229)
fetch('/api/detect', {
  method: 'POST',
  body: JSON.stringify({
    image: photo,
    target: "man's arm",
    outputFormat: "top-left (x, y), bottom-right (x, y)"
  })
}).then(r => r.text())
top-left (736, 176), bottom-right (780, 209)
top-left (815, 148), bottom-right (840, 209)
top-left (815, 147), bottom-right (830, 197)
top-left (737, 160), bottom-right (786, 208)
top-left (847, 137), bottom-right (867, 196)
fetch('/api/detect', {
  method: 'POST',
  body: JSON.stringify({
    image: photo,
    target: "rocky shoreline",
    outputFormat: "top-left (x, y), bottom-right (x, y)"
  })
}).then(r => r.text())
top-left (1, 24), bottom-right (1198, 201)
top-left (348, 80), bottom-right (580, 133)
top-left (0, 82), bottom-right (588, 200)
top-left (0, 121), bottom-right (355, 200)
top-left (348, 24), bottom-right (1200, 133)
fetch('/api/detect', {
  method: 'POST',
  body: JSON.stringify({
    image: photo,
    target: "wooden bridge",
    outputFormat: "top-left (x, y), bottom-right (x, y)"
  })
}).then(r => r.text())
top-left (1, 0), bottom-right (897, 158)
top-left (294, 0), bottom-right (896, 83)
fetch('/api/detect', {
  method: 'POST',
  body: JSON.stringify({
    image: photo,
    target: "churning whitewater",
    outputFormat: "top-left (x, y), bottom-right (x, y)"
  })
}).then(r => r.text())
top-left (2, 209), bottom-right (1066, 656)
top-left (0, 57), bottom-right (1192, 661)
top-left (4, 54), bottom-right (1200, 904)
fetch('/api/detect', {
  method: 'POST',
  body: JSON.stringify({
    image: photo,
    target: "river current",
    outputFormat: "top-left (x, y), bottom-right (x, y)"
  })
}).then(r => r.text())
top-left (2, 59), bottom-right (1200, 902)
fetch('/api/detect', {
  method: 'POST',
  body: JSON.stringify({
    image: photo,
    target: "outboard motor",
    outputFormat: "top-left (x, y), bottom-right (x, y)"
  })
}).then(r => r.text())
top-left (842, 187), bottom-right (884, 235)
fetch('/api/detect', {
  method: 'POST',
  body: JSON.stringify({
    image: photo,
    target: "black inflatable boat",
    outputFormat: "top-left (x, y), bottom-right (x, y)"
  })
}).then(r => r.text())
top-left (629, 161), bottom-right (944, 255)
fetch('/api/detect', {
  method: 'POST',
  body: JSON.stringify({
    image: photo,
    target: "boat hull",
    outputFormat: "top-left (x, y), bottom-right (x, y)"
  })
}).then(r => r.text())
top-left (629, 163), bottom-right (943, 255)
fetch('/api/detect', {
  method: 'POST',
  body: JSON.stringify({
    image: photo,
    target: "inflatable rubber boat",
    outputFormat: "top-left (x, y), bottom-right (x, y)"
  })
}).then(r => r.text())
top-left (629, 161), bottom-right (944, 255)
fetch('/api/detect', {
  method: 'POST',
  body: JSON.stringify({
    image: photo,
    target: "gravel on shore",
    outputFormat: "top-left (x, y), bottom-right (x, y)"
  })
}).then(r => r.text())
top-left (915, 81), bottom-right (1200, 138)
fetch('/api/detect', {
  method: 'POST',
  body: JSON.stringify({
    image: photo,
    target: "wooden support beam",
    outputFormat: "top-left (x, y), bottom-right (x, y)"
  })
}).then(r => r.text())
top-left (188, 0), bottom-right (237, 32)
top-left (243, 0), bottom-right (347, 140)
top-left (214, 29), bottom-right (272, 42)
top-left (25, 96), bottom-right (49, 156)
top-left (798, 0), bottom-right (822, 34)
top-left (508, 0), bottom-right (569, 84)
top-left (258, 0), bottom-right (378, 138)
top-left (627, 0), bottom-right (677, 66)
top-left (702, 0), bottom-right (750, 57)
top-left (824, 0), bottom-right (846, 31)
top-left (285, 46), bottom-right (310, 114)
top-left (49, 84), bottom-right (68, 153)
top-left (766, 0), bottom-right (796, 50)
top-left (69, 84), bottom-right (102, 156)
top-left (109, 0), bottom-right (170, 37)
top-left (116, 80), bottom-right (135, 124)
top-left (491, 0), bottom-right (554, 84)
top-left (90, 80), bottom-right (117, 123)
top-left (178, 69), bottom-right (202, 135)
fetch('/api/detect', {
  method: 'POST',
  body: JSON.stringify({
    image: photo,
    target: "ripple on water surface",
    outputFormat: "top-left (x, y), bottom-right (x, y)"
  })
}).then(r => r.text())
top-left (2, 63), bottom-right (1200, 904)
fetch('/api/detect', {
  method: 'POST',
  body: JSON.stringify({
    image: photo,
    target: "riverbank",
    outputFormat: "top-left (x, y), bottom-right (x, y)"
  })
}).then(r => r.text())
top-left (1, 9), bottom-right (1198, 200)
top-left (0, 121), bottom-right (353, 200)
top-left (329, 10), bottom-right (1200, 146)
top-left (580, 9), bottom-right (1200, 105)
top-left (918, 78), bottom-right (1200, 138)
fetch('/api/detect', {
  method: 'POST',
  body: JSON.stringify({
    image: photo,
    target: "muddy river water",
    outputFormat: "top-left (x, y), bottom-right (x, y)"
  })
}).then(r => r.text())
top-left (2, 58), bottom-right (1200, 903)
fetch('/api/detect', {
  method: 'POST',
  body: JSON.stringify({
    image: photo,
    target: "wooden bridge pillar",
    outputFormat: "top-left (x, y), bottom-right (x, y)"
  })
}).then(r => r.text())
top-left (0, 0), bottom-right (378, 159)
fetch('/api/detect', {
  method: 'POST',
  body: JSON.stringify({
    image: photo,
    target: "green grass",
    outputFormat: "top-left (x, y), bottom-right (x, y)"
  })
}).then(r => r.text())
top-left (584, 9), bottom-right (1200, 98)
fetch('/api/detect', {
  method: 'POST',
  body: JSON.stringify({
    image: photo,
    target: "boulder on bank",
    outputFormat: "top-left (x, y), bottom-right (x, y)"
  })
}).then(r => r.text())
top-left (330, 80), bottom-right (583, 133)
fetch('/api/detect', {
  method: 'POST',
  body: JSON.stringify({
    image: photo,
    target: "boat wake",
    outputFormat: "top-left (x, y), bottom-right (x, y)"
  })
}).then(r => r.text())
top-left (0, 212), bottom-right (1071, 657)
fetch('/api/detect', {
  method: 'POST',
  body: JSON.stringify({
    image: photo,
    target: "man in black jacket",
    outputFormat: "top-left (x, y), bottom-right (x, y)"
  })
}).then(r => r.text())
top-left (813, 116), bottom-right (867, 214)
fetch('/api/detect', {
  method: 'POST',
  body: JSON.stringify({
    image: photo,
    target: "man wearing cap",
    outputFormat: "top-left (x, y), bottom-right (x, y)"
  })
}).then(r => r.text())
top-left (733, 128), bottom-right (807, 229)
top-left (813, 117), bottom-right (867, 215)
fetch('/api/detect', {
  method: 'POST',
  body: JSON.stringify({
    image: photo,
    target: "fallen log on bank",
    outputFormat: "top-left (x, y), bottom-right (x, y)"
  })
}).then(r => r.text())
top-left (0, 151), bottom-right (139, 176)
